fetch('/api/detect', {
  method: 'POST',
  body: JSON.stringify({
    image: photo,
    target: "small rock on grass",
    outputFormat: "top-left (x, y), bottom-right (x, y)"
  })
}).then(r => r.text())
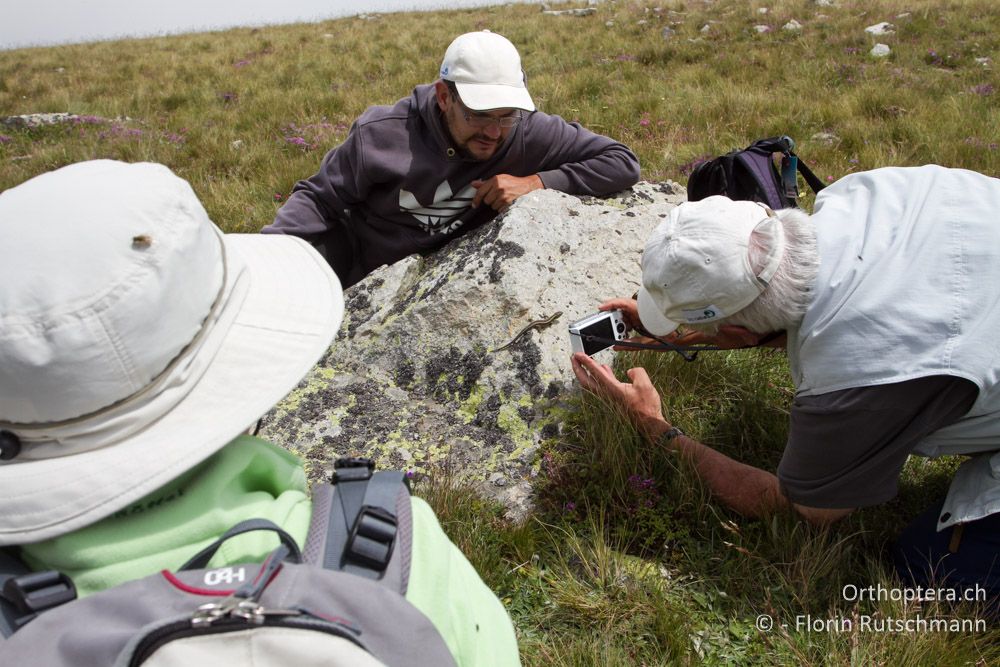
top-left (870, 43), bottom-right (891, 58)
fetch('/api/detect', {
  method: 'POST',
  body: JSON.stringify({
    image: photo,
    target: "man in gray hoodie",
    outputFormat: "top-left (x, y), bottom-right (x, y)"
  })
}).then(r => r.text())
top-left (262, 31), bottom-right (641, 288)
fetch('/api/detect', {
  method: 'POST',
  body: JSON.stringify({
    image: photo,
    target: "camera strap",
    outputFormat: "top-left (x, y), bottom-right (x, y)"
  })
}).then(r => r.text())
top-left (580, 335), bottom-right (716, 361)
top-left (581, 330), bottom-right (784, 363)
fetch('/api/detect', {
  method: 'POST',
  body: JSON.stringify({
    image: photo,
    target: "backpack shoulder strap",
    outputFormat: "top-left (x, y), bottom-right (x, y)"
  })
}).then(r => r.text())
top-left (795, 158), bottom-right (826, 195)
top-left (304, 458), bottom-right (412, 594)
top-left (0, 549), bottom-right (76, 639)
top-left (754, 135), bottom-right (827, 196)
top-left (0, 548), bottom-right (29, 639)
top-left (734, 150), bottom-right (789, 208)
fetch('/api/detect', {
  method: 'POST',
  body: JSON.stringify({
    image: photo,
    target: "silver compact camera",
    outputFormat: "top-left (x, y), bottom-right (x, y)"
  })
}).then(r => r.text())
top-left (568, 309), bottom-right (628, 356)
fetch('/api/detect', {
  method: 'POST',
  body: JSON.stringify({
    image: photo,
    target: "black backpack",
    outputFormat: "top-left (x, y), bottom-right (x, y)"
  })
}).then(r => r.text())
top-left (687, 136), bottom-right (826, 208)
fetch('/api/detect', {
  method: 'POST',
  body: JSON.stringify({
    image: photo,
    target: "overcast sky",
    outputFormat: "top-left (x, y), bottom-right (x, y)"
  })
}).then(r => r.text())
top-left (1, 0), bottom-right (540, 50)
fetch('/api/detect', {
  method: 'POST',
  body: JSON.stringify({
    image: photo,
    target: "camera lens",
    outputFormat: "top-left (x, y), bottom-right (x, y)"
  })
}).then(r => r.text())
top-left (616, 322), bottom-right (626, 333)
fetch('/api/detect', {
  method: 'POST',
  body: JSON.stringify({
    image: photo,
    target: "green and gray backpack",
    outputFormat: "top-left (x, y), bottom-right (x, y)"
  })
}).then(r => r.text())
top-left (0, 458), bottom-right (455, 666)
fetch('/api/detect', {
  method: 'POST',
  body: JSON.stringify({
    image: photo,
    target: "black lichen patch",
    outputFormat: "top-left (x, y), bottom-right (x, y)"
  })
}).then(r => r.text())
top-left (394, 358), bottom-right (416, 389)
top-left (615, 187), bottom-right (655, 208)
top-left (514, 339), bottom-right (543, 397)
top-left (517, 405), bottom-right (536, 422)
top-left (342, 276), bottom-right (386, 338)
top-left (424, 346), bottom-right (488, 402)
top-left (649, 182), bottom-right (677, 195)
top-left (545, 380), bottom-right (562, 399)
top-left (336, 380), bottom-right (395, 443)
top-left (540, 422), bottom-right (559, 439)
top-left (259, 377), bottom-right (352, 454)
top-left (474, 393), bottom-right (501, 430)
top-left (473, 393), bottom-right (507, 450)
top-left (487, 240), bottom-right (526, 284)
top-left (347, 291), bottom-right (370, 312)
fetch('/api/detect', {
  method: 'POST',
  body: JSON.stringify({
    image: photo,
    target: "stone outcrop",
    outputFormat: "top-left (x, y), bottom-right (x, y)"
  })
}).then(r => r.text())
top-left (259, 182), bottom-right (685, 517)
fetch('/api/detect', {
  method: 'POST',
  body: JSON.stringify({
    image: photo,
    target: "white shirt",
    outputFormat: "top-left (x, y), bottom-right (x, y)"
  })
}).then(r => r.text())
top-left (787, 165), bottom-right (1000, 529)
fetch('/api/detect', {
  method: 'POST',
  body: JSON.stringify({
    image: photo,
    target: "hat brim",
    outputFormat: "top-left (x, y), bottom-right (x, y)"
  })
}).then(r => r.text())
top-left (454, 81), bottom-right (535, 112)
top-left (637, 287), bottom-right (681, 337)
top-left (0, 235), bottom-right (343, 545)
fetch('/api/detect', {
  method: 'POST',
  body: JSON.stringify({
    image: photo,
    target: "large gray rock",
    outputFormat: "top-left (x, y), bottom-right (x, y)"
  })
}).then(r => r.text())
top-left (259, 182), bottom-right (685, 517)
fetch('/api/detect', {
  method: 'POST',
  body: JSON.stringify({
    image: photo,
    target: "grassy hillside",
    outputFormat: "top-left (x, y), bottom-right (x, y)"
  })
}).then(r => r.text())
top-left (2, 0), bottom-right (998, 664)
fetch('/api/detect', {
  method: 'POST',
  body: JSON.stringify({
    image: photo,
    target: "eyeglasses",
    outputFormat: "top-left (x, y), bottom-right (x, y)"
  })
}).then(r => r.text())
top-left (454, 96), bottom-right (522, 129)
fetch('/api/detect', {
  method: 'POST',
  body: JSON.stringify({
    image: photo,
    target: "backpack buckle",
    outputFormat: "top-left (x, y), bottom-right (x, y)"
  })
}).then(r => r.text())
top-left (345, 505), bottom-right (397, 572)
top-left (331, 457), bottom-right (375, 483)
top-left (1, 570), bottom-right (76, 616)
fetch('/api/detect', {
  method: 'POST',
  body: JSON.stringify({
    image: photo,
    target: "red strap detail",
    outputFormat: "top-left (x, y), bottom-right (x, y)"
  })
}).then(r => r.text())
top-left (160, 570), bottom-right (232, 596)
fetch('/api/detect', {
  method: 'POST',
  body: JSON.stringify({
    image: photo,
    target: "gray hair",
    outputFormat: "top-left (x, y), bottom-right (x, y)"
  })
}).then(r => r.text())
top-left (690, 207), bottom-right (818, 335)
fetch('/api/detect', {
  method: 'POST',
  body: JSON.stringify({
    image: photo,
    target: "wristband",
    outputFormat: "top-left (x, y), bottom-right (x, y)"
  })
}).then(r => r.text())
top-left (657, 426), bottom-right (685, 447)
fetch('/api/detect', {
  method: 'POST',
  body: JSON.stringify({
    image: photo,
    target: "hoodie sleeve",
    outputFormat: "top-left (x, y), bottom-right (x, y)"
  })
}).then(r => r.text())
top-left (521, 112), bottom-right (640, 196)
top-left (262, 125), bottom-right (369, 238)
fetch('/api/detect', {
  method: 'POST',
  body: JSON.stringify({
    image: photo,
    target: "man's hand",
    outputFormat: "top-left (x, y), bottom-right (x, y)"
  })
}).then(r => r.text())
top-left (598, 298), bottom-right (640, 329)
top-left (472, 174), bottom-right (544, 211)
top-left (571, 352), bottom-right (668, 438)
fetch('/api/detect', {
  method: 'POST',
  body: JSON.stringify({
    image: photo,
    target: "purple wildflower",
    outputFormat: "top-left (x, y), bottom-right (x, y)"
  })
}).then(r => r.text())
top-left (971, 84), bottom-right (995, 96)
top-left (564, 501), bottom-right (576, 511)
top-left (0, 135), bottom-right (11, 144)
top-left (234, 59), bottom-right (252, 68)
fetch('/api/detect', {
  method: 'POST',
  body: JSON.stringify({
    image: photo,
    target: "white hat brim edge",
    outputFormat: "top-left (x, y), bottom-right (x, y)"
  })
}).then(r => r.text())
top-left (0, 235), bottom-right (343, 545)
top-left (454, 81), bottom-right (535, 112)
top-left (637, 287), bottom-right (680, 337)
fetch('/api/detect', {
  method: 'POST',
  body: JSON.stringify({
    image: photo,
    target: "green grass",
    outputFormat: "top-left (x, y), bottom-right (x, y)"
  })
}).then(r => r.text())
top-left (2, 0), bottom-right (998, 663)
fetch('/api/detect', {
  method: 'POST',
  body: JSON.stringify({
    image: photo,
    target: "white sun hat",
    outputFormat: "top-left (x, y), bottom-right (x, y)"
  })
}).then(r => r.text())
top-left (439, 31), bottom-right (535, 112)
top-left (637, 196), bottom-right (785, 336)
top-left (0, 160), bottom-right (343, 545)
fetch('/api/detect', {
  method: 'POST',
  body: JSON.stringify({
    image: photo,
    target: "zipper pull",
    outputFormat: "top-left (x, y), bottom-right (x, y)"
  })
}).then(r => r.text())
top-left (191, 594), bottom-right (244, 628)
top-left (189, 545), bottom-right (292, 628)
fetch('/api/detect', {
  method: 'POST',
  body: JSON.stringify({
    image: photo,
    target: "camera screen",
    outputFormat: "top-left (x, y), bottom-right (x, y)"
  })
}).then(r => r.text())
top-left (579, 316), bottom-right (615, 356)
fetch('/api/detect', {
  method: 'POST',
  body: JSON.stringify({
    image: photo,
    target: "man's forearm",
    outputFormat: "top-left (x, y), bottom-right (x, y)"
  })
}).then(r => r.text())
top-left (538, 146), bottom-right (641, 196)
top-left (643, 419), bottom-right (789, 518)
top-left (263, 188), bottom-right (333, 238)
top-left (525, 114), bottom-right (640, 196)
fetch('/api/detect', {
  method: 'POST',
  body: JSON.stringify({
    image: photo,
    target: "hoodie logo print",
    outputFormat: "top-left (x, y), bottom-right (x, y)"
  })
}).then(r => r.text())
top-left (399, 180), bottom-right (476, 235)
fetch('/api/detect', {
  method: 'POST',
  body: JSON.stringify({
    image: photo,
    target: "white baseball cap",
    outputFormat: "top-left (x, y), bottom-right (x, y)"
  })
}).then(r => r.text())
top-left (0, 160), bottom-right (343, 544)
top-left (439, 31), bottom-right (535, 112)
top-left (637, 196), bottom-right (785, 336)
